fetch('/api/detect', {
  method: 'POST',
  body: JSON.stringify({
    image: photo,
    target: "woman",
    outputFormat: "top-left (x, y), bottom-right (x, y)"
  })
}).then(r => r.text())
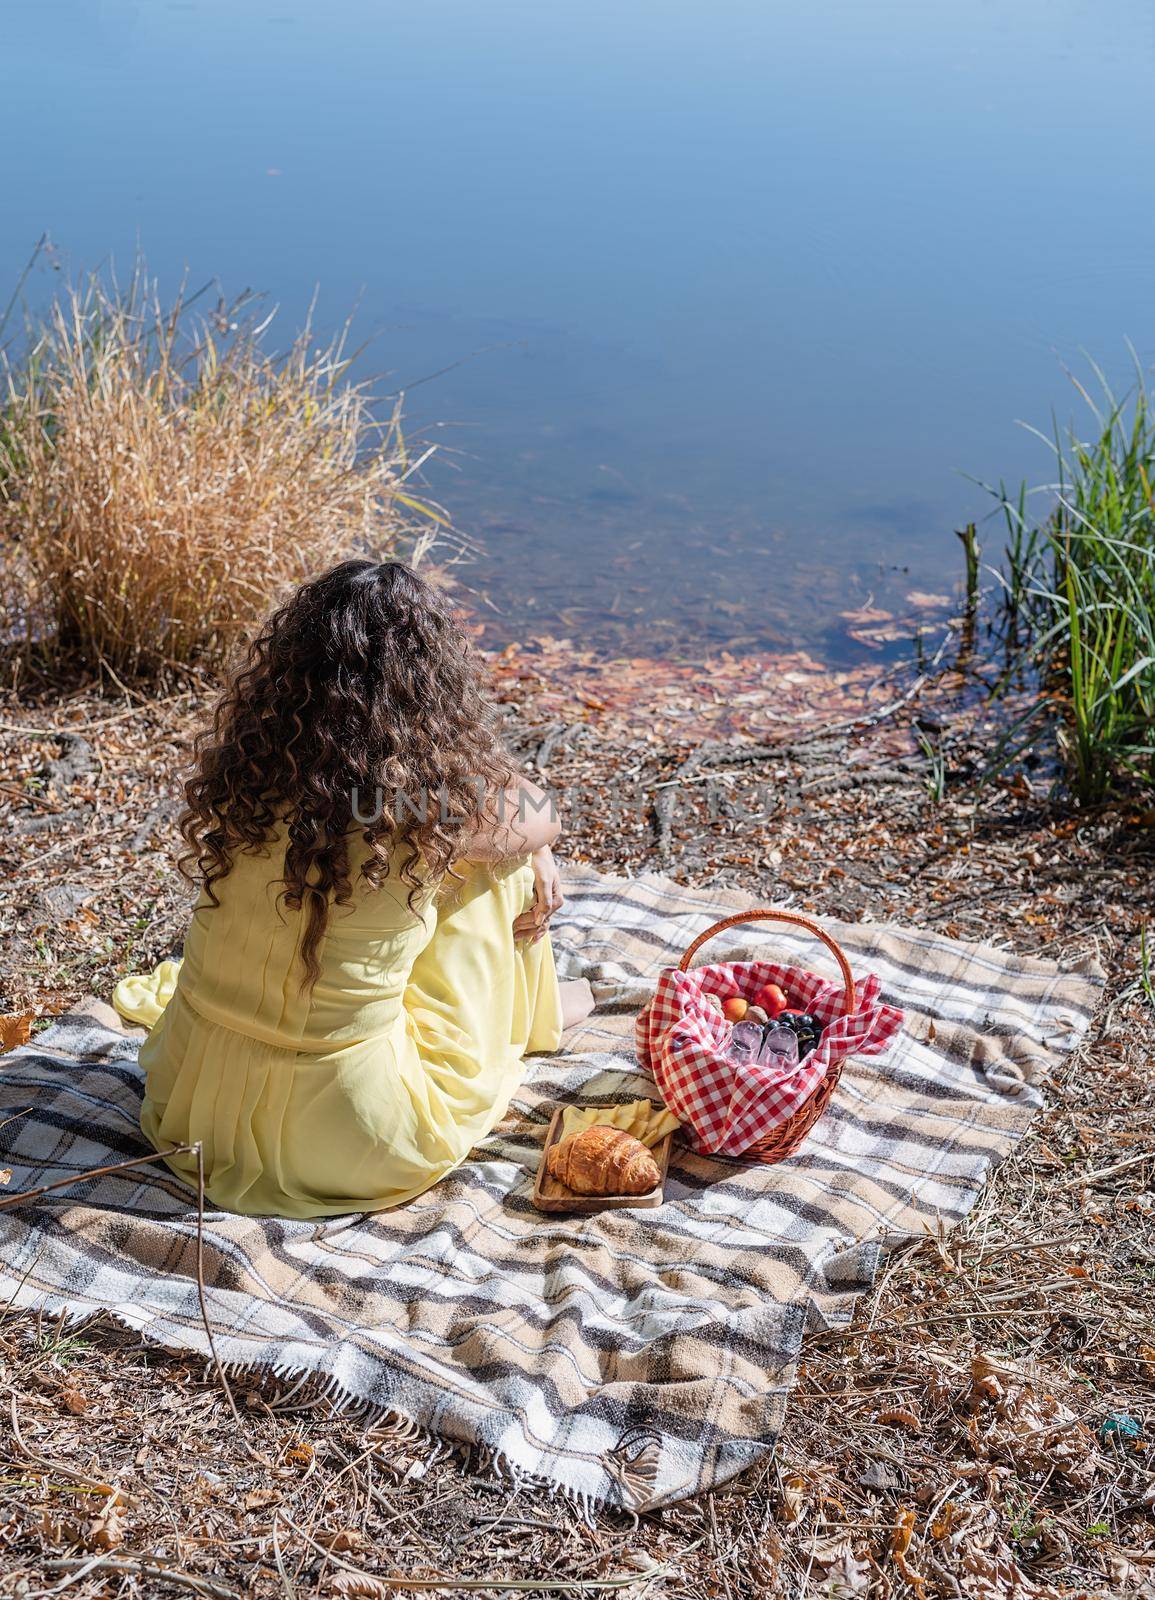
top-left (115, 560), bottom-right (593, 1218)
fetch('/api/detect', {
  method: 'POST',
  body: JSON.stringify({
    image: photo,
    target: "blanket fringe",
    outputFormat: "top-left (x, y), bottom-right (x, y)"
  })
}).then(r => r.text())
top-left (1, 1285), bottom-right (623, 1520)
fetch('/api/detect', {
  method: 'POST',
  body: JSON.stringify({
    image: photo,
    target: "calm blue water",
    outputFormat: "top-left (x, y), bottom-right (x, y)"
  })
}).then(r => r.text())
top-left (5, 0), bottom-right (1155, 658)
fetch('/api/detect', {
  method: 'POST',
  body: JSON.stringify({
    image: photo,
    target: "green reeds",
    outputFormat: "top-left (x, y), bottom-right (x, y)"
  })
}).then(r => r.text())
top-left (915, 727), bottom-right (947, 805)
top-left (980, 355), bottom-right (1155, 802)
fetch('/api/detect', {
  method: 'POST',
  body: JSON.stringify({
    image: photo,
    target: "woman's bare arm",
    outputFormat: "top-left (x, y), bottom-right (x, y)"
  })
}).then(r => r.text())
top-left (459, 778), bottom-right (560, 863)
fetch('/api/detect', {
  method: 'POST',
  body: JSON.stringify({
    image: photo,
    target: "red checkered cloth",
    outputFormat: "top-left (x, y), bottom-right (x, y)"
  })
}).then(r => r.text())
top-left (636, 957), bottom-right (904, 1159)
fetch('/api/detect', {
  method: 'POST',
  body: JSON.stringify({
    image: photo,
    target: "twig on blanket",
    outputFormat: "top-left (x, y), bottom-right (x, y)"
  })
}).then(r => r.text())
top-left (42, 1556), bottom-right (241, 1599)
top-left (278, 1509), bottom-right (677, 1592)
top-left (0, 1141), bottom-right (270, 1468)
top-left (0, 1145), bottom-right (200, 1210)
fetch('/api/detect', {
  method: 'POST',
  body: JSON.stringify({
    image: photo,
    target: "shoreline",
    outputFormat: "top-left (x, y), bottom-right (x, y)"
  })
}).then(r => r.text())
top-left (0, 639), bottom-right (1137, 1012)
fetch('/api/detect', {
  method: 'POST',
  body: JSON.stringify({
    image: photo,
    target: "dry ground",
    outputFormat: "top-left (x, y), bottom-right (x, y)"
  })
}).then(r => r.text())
top-left (1, 642), bottom-right (1153, 1598)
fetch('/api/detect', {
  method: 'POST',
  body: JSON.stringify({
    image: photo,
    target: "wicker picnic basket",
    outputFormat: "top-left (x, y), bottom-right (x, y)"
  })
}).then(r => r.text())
top-left (636, 909), bottom-right (904, 1163)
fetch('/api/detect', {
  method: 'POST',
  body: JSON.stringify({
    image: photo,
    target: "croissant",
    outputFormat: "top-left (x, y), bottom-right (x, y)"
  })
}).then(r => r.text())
top-left (546, 1126), bottom-right (661, 1196)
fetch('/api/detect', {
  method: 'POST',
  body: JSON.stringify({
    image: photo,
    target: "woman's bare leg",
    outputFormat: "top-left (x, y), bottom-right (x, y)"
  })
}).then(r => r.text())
top-left (559, 978), bottom-right (595, 1031)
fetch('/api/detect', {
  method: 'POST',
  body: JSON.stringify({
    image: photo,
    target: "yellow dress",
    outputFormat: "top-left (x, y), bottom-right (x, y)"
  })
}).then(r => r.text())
top-left (115, 828), bottom-right (563, 1218)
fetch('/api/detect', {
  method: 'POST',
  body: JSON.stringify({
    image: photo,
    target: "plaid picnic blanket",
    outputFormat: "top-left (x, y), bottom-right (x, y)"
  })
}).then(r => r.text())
top-left (0, 869), bottom-right (1103, 1510)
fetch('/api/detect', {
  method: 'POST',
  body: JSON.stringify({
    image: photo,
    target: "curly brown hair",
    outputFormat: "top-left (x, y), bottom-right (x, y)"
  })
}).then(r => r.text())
top-left (179, 560), bottom-right (515, 986)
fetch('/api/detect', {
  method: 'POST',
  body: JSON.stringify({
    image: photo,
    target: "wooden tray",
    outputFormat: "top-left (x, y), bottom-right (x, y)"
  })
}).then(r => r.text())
top-left (532, 1108), bottom-right (675, 1214)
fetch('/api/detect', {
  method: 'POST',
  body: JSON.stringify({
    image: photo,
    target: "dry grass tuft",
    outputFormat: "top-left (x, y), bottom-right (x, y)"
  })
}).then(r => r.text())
top-left (0, 267), bottom-right (450, 681)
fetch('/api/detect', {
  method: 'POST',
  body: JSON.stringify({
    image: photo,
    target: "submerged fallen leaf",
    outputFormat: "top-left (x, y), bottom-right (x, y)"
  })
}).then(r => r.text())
top-left (849, 621), bottom-right (913, 647)
top-left (840, 604), bottom-right (893, 624)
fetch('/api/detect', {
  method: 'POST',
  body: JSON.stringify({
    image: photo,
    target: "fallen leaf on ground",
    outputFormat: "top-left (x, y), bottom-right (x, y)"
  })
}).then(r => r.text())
top-left (890, 1509), bottom-right (927, 1593)
top-left (968, 1351), bottom-right (1100, 1486)
top-left (958, 1546), bottom-right (1044, 1599)
top-left (1109, 1554), bottom-right (1155, 1596)
top-left (84, 1495), bottom-right (125, 1550)
top-left (331, 1578), bottom-right (389, 1598)
top-left (316, 1528), bottom-right (361, 1552)
top-left (859, 1459), bottom-right (902, 1491)
top-left (0, 1013), bottom-right (33, 1053)
top-left (243, 1488), bottom-right (281, 1510)
top-left (778, 1473), bottom-right (809, 1524)
top-left (876, 1404), bottom-right (922, 1432)
top-left (807, 1538), bottom-right (871, 1595)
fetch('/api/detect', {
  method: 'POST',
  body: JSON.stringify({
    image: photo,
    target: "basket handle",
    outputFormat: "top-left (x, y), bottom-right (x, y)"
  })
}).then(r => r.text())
top-left (677, 909), bottom-right (857, 1017)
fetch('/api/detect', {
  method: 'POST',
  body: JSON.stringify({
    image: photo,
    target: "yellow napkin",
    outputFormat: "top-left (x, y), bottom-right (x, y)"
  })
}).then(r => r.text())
top-left (558, 1098), bottom-right (680, 1147)
top-left (112, 958), bottom-right (182, 1030)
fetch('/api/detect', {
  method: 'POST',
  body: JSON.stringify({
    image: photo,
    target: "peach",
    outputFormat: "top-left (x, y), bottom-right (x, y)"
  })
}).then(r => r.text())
top-left (755, 983), bottom-right (788, 1018)
top-left (722, 996), bottom-right (748, 1022)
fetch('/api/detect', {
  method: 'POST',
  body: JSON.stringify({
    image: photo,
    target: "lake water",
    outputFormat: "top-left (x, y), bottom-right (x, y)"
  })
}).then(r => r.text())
top-left (5, 0), bottom-right (1155, 661)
